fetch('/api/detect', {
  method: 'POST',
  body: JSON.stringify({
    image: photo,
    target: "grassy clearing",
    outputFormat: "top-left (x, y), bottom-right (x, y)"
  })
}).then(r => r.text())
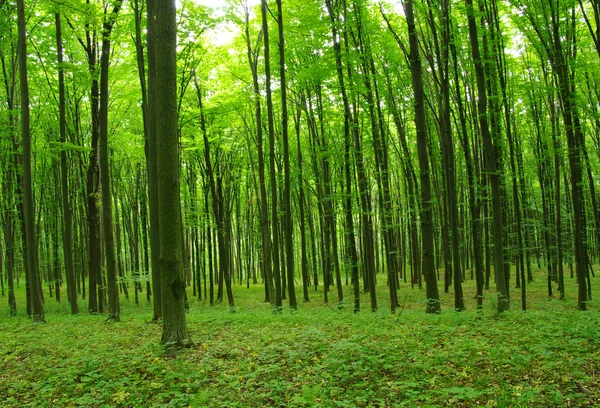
top-left (1, 270), bottom-right (599, 407)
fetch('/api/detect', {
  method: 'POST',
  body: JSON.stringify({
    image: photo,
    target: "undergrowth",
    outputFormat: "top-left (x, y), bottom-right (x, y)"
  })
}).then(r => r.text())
top-left (1, 270), bottom-right (599, 407)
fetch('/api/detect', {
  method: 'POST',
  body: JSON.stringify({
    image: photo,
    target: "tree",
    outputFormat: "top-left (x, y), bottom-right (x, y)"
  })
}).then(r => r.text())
top-left (242, 0), bottom-right (275, 307)
top-left (276, 0), bottom-right (297, 311)
top-left (514, 0), bottom-right (589, 311)
top-left (4, 0), bottom-right (600, 321)
top-left (325, 0), bottom-right (361, 312)
top-left (98, 0), bottom-right (123, 322)
top-left (403, 0), bottom-right (441, 313)
top-left (55, 12), bottom-right (78, 315)
top-left (146, 0), bottom-right (162, 321)
top-left (1, 0), bottom-right (19, 317)
top-left (17, 0), bottom-right (44, 323)
top-left (261, 0), bottom-right (283, 310)
top-left (465, 0), bottom-right (509, 312)
top-left (155, 0), bottom-right (192, 348)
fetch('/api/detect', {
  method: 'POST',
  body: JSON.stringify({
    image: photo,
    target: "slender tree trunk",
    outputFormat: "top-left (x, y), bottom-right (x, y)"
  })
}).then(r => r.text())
top-left (549, 86), bottom-right (565, 299)
top-left (465, 0), bottom-right (509, 311)
top-left (17, 0), bottom-right (45, 322)
top-left (98, 1), bottom-right (123, 322)
top-left (0, 217), bottom-right (3, 298)
top-left (354, 3), bottom-right (399, 311)
top-left (244, 6), bottom-right (274, 307)
top-left (492, 12), bottom-right (525, 308)
top-left (325, 0), bottom-right (360, 312)
top-left (205, 187), bottom-right (214, 306)
top-left (293, 108), bottom-right (310, 303)
top-left (450, 21), bottom-right (484, 308)
top-left (133, 0), bottom-right (152, 303)
top-left (261, 0), bottom-right (283, 311)
top-left (404, 0), bottom-right (441, 313)
top-left (438, 0), bottom-right (464, 310)
top-left (195, 79), bottom-right (235, 308)
top-left (56, 13), bottom-right (78, 314)
top-left (53, 165), bottom-right (62, 303)
top-left (339, 0), bottom-right (376, 311)
top-left (0, 45), bottom-right (17, 316)
top-left (3, 179), bottom-right (16, 316)
top-left (276, 0), bottom-right (297, 311)
top-left (81, 17), bottom-right (102, 315)
top-left (146, 0), bottom-right (162, 321)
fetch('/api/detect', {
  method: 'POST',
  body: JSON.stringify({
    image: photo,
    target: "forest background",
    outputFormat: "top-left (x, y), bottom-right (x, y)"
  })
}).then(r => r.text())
top-left (1, 0), bottom-right (600, 406)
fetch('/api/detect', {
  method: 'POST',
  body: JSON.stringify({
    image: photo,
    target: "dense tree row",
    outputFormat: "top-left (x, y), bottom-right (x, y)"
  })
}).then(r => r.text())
top-left (1, 0), bottom-right (599, 346)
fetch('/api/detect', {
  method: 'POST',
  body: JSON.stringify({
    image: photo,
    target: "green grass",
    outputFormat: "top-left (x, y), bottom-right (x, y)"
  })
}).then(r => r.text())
top-left (1, 269), bottom-right (599, 407)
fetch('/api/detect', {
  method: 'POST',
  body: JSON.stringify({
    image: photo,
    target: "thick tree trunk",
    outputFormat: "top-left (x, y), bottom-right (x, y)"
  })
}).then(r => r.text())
top-left (156, 0), bottom-right (192, 348)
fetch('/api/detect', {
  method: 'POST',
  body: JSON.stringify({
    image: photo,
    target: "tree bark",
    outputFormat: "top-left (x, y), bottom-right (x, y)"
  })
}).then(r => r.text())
top-left (465, 0), bottom-right (509, 311)
top-left (325, 0), bottom-right (360, 312)
top-left (244, 5), bottom-right (274, 307)
top-left (276, 0), bottom-right (297, 311)
top-left (17, 0), bottom-right (45, 322)
top-left (56, 13), bottom-right (78, 315)
top-left (404, 0), bottom-right (441, 313)
top-left (98, 0), bottom-right (123, 322)
top-left (146, 0), bottom-right (162, 321)
top-left (156, 0), bottom-right (192, 348)
top-left (261, 0), bottom-right (283, 310)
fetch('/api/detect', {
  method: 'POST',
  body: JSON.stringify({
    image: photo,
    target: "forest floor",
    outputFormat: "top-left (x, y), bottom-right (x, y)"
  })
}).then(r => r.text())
top-left (1, 269), bottom-right (599, 407)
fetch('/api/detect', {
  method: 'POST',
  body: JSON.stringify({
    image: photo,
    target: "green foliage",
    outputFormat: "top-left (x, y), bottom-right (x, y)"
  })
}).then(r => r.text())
top-left (1, 273), bottom-right (599, 407)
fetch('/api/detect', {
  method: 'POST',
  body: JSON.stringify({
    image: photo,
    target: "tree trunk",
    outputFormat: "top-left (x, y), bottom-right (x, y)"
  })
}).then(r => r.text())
top-left (133, 0), bottom-right (153, 303)
top-left (146, 0), bottom-right (162, 321)
top-left (293, 108), bottom-right (310, 303)
top-left (404, 0), bottom-right (441, 313)
top-left (3, 178), bottom-right (16, 316)
top-left (276, 0), bottom-right (297, 311)
top-left (195, 79), bottom-right (235, 309)
top-left (465, 0), bottom-right (509, 311)
top-left (261, 0), bottom-right (283, 311)
top-left (156, 0), bottom-right (192, 348)
top-left (325, 0), bottom-right (360, 312)
top-left (98, 1), bottom-right (123, 322)
top-left (449, 19), bottom-right (484, 308)
top-left (244, 5), bottom-right (274, 307)
top-left (17, 0), bottom-right (45, 322)
top-left (55, 13), bottom-right (78, 314)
